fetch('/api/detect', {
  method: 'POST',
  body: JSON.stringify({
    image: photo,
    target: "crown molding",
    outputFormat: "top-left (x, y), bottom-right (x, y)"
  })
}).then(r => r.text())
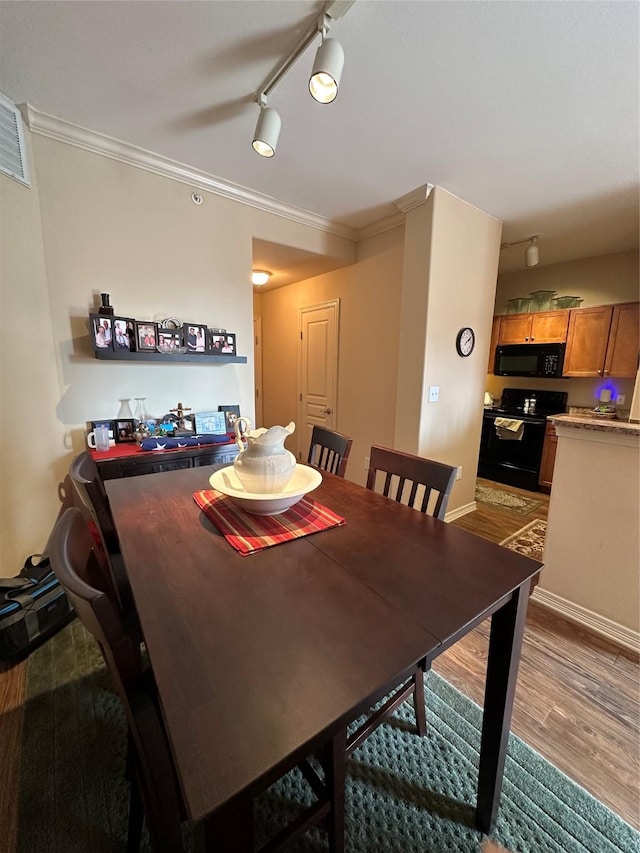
top-left (394, 183), bottom-right (434, 214)
top-left (20, 103), bottom-right (357, 242)
top-left (355, 210), bottom-right (406, 242)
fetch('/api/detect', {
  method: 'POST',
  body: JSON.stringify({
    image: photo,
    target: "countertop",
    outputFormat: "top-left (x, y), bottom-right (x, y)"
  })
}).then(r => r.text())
top-left (549, 408), bottom-right (640, 438)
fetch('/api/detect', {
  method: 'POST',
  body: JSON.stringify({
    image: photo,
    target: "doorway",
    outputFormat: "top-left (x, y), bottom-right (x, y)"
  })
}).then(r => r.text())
top-left (297, 300), bottom-right (340, 461)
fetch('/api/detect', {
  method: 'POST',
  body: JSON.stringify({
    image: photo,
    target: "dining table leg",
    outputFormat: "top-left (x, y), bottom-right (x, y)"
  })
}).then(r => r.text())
top-left (199, 789), bottom-right (254, 852)
top-left (476, 577), bottom-right (532, 833)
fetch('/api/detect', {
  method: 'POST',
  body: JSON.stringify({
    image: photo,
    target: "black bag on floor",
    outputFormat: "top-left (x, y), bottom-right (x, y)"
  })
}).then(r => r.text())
top-left (0, 554), bottom-right (74, 660)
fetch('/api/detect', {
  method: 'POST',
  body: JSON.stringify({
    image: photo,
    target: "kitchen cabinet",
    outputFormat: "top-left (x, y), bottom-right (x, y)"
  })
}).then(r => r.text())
top-left (487, 316), bottom-right (501, 373)
top-left (498, 310), bottom-right (569, 345)
top-left (563, 302), bottom-right (639, 378)
top-left (538, 421), bottom-right (557, 492)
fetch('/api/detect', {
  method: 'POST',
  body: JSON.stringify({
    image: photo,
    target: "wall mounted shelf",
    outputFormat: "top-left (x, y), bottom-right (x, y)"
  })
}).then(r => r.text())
top-left (94, 349), bottom-right (247, 364)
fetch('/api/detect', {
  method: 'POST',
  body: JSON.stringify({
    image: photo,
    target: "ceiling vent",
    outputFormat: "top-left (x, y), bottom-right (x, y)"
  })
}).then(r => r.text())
top-left (0, 93), bottom-right (30, 187)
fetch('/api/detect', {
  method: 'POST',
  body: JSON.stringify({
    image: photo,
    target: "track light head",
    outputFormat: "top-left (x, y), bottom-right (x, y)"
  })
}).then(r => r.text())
top-left (252, 105), bottom-right (281, 157)
top-left (525, 236), bottom-right (539, 267)
top-left (309, 37), bottom-right (344, 103)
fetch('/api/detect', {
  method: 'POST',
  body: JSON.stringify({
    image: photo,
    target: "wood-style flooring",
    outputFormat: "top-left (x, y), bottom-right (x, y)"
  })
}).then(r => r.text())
top-left (0, 477), bottom-right (638, 850)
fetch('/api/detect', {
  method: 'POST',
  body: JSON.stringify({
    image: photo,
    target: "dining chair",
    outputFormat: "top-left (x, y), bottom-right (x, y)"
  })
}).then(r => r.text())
top-left (307, 426), bottom-right (353, 478)
top-left (69, 451), bottom-right (141, 642)
top-left (345, 446), bottom-right (457, 755)
top-left (49, 507), bottom-right (347, 853)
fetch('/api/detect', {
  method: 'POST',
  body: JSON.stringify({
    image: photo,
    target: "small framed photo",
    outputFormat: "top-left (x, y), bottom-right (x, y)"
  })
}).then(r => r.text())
top-left (90, 314), bottom-right (114, 351)
top-left (136, 322), bottom-right (158, 352)
top-left (112, 317), bottom-right (135, 352)
top-left (209, 332), bottom-right (236, 355)
top-left (115, 419), bottom-right (136, 443)
top-left (90, 419), bottom-right (115, 443)
top-left (157, 329), bottom-right (183, 351)
top-left (219, 405), bottom-right (241, 432)
top-left (194, 410), bottom-right (227, 434)
top-left (183, 323), bottom-right (207, 353)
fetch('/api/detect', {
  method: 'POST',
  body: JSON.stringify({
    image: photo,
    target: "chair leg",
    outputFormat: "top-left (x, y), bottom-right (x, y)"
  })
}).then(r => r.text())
top-left (414, 665), bottom-right (427, 736)
top-left (126, 774), bottom-right (144, 853)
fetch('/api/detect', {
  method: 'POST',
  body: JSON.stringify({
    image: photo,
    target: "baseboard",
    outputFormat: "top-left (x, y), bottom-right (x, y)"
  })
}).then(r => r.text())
top-left (532, 587), bottom-right (640, 655)
top-left (445, 501), bottom-right (476, 523)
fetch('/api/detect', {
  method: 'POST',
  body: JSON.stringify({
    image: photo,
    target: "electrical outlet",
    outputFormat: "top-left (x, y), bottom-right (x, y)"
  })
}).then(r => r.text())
top-left (616, 394), bottom-right (626, 405)
top-left (364, 456), bottom-right (370, 469)
top-left (429, 385), bottom-right (440, 403)
top-left (456, 466), bottom-right (462, 480)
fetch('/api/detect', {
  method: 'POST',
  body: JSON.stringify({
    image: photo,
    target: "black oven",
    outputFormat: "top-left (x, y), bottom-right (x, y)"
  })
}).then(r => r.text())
top-left (494, 343), bottom-right (565, 378)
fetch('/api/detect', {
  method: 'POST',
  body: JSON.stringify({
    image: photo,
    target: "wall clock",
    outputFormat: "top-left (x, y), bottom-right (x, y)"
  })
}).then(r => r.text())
top-left (456, 327), bottom-right (475, 357)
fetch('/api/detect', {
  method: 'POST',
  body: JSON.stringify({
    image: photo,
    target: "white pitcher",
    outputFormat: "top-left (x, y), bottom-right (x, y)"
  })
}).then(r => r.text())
top-left (233, 418), bottom-right (296, 494)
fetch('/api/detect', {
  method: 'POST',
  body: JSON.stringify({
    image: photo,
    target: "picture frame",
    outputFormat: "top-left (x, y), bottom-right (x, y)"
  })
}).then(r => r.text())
top-left (209, 332), bottom-right (236, 355)
top-left (90, 419), bottom-right (115, 443)
top-left (90, 313), bottom-right (114, 351)
top-left (218, 405), bottom-right (241, 432)
top-left (136, 322), bottom-right (158, 352)
top-left (114, 418), bottom-right (136, 443)
top-left (194, 410), bottom-right (227, 434)
top-left (183, 323), bottom-right (207, 353)
top-left (112, 317), bottom-right (135, 352)
top-left (157, 329), bottom-right (183, 352)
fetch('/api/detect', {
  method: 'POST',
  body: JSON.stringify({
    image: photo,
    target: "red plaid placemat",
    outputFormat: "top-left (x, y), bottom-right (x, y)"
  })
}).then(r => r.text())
top-left (193, 490), bottom-right (345, 556)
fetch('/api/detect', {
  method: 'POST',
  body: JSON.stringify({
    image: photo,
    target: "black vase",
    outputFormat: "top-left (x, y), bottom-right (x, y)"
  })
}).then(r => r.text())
top-left (98, 293), bottom-right (114, 316)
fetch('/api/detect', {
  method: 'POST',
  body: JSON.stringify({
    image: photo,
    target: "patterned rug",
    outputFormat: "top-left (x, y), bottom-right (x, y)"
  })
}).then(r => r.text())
top-left (475, 484), bottom-right (543, 516)
top-left (17, 620), bottom-right (639, 852)
top-left (500, 519), bottom-right (547, 562)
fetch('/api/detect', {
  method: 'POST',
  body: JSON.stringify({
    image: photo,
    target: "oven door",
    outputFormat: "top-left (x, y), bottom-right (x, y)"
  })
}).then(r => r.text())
top-left (477, 412), bottom-right (547, 491)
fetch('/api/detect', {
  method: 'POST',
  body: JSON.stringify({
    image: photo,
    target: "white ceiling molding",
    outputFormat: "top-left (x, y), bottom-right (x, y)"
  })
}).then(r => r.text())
top-left (355, 210), bottom-right (406, 242)
top-left (20, 103), bottom-right (359, 242)
top-left (394, 184), bottom-right (435, 214)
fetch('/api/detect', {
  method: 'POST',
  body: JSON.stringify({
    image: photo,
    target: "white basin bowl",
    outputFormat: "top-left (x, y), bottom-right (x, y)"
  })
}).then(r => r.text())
top-left (209, 464), bottom-right (322, 515)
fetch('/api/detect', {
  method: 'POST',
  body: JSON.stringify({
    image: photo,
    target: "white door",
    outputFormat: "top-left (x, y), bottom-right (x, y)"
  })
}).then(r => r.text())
top-left (253, 316), bottom-right (263, 428)
top-left (297, 300), bottom-right (339, 461)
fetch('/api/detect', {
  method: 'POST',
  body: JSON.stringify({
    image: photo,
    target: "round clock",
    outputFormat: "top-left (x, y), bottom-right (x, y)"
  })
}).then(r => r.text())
top-left (456, 327), bottom-right (475, 357)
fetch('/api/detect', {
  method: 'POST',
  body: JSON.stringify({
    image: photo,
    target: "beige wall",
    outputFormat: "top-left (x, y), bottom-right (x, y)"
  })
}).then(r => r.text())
top-left (542, 427), bottom-right (639, 639)
top-left (260, 226), bottom-right (405, 487)
top-left (488, 250), bottom-right (640, 408)
top-left (0, 128), bottom-right (355, 574)
top-left (395, 188), bottom-right (502, 510)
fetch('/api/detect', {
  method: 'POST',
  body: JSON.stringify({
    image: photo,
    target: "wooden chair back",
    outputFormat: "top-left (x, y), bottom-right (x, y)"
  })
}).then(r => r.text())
top-left (366, 445), bottom-right (457, 520)
top-left (49, 508), bottom-right (184, 851)
top-left (307, 426), bottom-right (353, 478)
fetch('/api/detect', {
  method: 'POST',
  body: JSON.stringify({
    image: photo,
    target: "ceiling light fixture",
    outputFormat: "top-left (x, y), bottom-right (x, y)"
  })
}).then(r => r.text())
top-left (252, 270), bottom-right (272, 286)
top-left (251, 2), bottom-right (354, 156)
top-left (500, 234), bottom-right (541, 268)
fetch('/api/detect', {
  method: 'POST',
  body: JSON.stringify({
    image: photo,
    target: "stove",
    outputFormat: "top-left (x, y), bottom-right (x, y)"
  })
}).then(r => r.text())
top-left (478, 388), bottom-right (568, 491)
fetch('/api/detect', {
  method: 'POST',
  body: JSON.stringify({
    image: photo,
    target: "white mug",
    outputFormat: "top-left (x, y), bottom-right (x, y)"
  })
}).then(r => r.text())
top-left (87, 425), bottom-right (110, 452)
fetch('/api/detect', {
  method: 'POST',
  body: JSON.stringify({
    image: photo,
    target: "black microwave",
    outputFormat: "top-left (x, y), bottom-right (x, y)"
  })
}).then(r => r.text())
top-left (494, 343), bottom-right (565, 378)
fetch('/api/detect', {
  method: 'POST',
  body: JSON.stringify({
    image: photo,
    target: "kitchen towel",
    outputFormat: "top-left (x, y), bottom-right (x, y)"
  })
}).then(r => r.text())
top-left (494, 417), bottom-right (524, 441)
top-left (193, 490), bottom-right (345, 555)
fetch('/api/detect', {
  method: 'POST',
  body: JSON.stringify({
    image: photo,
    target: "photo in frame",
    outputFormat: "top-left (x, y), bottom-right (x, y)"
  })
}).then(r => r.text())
top-left (157, 329), bottom-right (183, 352)
top-left (209, 332), bottom-right (236, 355)
top-left (90, 419), bottom-right (116, 442)
top-left (115, 419), bottom-right (137, 443)
top-left (90, 314), bottom-right (114, 351)
top-left (112, 317), bottom-right (135, 351)
top-left (218, 405), bottom-right (241, 432)
top-left (183, 323), bottom-right (207, 353)
top-left (194, 410), bottom-right (227, 435)
top-left (135, 322), bottom-right (158, 352)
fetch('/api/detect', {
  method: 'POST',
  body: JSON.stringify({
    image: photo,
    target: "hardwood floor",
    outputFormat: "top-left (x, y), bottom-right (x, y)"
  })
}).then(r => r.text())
top-left (1, 477), bottom-right (638, 848)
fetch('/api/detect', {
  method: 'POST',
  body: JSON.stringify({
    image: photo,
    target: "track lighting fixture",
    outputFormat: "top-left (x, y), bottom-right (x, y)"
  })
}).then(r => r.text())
top-left (251, 270), bottom-right (271, 286)
top-left (500, 234), bottom-right (541, 268)
top-left (252, 103), bottom-right (281, 158)
top-left (251, 2), bottom-right (354, 156)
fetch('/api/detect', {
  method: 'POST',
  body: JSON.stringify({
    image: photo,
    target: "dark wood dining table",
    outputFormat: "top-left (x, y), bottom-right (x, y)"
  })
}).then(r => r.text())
top-left (106, 465), bottom-right (542, 848)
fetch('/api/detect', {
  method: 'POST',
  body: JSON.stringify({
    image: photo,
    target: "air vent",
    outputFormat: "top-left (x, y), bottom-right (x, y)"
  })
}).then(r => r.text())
top-left (0, 93), bottom-right (30, 187)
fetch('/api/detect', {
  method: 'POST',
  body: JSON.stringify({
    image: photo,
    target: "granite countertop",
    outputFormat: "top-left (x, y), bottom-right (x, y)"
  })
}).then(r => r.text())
top-left (549, 407), bottom-right (640, 437)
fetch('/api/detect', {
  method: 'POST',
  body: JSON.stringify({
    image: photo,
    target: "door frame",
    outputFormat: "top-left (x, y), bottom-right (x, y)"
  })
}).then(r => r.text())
top-left (253, 316), bottom-right (263, 427)
top-left (297, 299), bottom-right (340, 461)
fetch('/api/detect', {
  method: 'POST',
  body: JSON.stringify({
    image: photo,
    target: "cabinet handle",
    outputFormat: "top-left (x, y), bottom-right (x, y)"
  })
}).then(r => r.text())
top-left (604, 370), bottom-right (609, 375)
top-left (597, 370), bottom-right (602, 375)
top-left (531, 337), bottom-right (535, 341)
top-left (525, 337), bottom-right (529, 341)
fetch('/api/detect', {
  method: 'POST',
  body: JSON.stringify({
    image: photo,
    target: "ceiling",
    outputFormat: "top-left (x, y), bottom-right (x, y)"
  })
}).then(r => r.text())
top-left (1, 0), bottom-right (638, 284)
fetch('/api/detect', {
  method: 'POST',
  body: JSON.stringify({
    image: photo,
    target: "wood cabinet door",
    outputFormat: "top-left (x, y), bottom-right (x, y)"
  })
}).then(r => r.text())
top-left (498, 314), bottom-right (532, 344)
top-left (529, 311), bottom-right (569, 343)
top-left (604, 302), bottom-right (640, 378)
top-left (563, 305), bottom-right (613, 377)
top-left (487, 316), bottom-right (501, 373)
top-left (538, 423), bottom-right (557, 490)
